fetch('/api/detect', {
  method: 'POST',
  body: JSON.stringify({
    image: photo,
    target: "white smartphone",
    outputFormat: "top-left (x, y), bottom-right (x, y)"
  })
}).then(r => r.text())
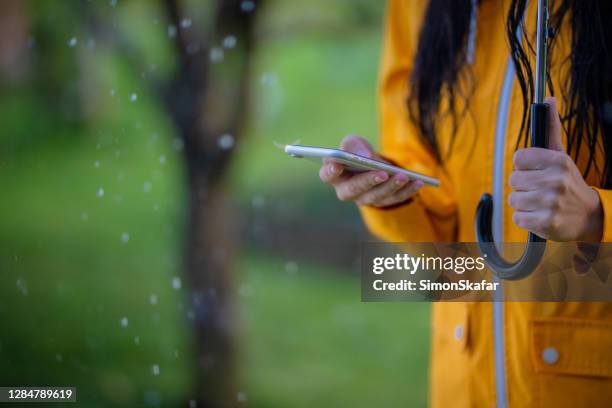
top-left (284, 144), bottom-right (440, 187)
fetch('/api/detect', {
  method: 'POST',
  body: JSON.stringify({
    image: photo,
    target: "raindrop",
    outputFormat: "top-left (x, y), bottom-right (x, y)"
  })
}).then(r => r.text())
top-left (109, 89), bottom-right (116, 96)
top-left (189, 400), bottom-right (197, 408)
top-left (120, 317), bottom-right (129, 327)
top-left (171, 277), bottom-right (182, 290)
top-left (134, 336), bottom-right (140, 345)
top-left (129, 93), bottom-right (138, 102)
top-left (110, 0), bottom-right (118, 7)
top-left (172, 138), bottom-right (184, 151)
top-left (96, 187), bottom-right (105, 198)
top-left (94, 160), bottom-right (100, 168)
top-left (239, 284), bottom-right (253, 297)
top-left (209, 47), bottom-right (224, 63)
top-left (151, 364), bottom-right (160, 376)
top-left (159, 155), bottom-right (166, 165)
top-left (223, 35), bottom-right (237, 49)
top-left (16, 278), bottom-right (28, 296)
top-left (217, 134), bottom-right (235, 150)
top-left (241, 1), bottom-right (255, 12)
top-left (167, 24), bottom-right (177, 38)
top-left (236, 391), bottom-right (247, 403)
top-left (252, 194), bottom-right (265, 209)
top-left (81, 212), bottom-right (89, 221)
top-left (121, 233), bottom-right (130, 243)
top-left (180, 18), bottom-right (192, 29)
top-left (68, 37), bottom-right (78, 47)
top-left (143, 181), bottom-right (153, 193)
top-left (56, 354), bottom-right (63, 362)
top-left (260, 72), bottom-right (278, 86)
top-left (285, 261), bottom-right (299, 275)
top-left (149, 294), bottom-right (158, 305)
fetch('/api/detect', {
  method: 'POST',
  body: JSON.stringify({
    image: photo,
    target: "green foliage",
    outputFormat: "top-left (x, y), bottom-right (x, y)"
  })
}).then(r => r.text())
top-left (230, 30), bottom-right (382, 201)
top-left (0, 93), bottom-right (192, 406)
top-left (0, 1), bottom-right (429, 407)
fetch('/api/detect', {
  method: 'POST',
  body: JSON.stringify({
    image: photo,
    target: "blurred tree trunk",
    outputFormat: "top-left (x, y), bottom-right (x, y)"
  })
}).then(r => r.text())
top-left (0, 0), bottom-right (30, 82)
top-left (82, 0), bottom-right (258, 403)
top-left (163, 0), bottom-right (258, 406)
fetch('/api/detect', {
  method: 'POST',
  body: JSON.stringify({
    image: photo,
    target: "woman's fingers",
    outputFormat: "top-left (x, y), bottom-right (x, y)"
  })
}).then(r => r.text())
top-left (512, 210), bottom-right (554, 238)
top-left (319, 161), bottom-right (345, 184)
top-left (335, 171), bottom-right (389, 201)
top-left (358, 177), bottom-right (424, 207)
top-left (372, 180), bottom-right (424, 207)
top-left (319, 135), bottom-right (422, 208)
top-left (340, 134), bottom-right (375, 157)
top-left (513, 147), bottom-right (569, 171)
top-left (508, 190), bottom-right (547, 211)
top-left (509, 169), bottom-right (560, 192)
top-left (544, 97), bottom-right (564, 152)
top-left (321, 162), bottom-right (424, 207)
top-left (356, 174), bottom-right (409, 205)
top-left (391, 180), bottom-right (425, 204)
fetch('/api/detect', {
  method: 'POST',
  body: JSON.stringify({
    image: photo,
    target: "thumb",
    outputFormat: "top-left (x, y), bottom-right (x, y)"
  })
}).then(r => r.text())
top-left (341, 134), bottom-right (374, 158)
top-left (545, 97), bottom-right (564, 152)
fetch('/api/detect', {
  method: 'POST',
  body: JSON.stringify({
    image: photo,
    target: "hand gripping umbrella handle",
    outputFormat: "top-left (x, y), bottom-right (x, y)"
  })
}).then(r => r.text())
top-left (475, 0), bottom-right (550, 280)
top-left (476, 104), bottom-right (548, 280)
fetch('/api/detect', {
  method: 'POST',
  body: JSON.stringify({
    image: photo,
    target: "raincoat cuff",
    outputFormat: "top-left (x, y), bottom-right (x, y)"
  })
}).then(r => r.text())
top-left (593, 187), bottom-right (612, 243)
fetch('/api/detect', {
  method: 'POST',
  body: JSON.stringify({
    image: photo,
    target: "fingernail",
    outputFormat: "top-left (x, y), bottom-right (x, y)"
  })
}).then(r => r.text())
top-left (374, 174), bottom-right (387, 183)
top-left (395, 176), bottom-right (408, 186)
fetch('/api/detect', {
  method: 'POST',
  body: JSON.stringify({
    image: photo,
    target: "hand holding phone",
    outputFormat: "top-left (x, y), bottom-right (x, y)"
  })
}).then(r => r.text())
top-left (315, 135), bottom-right (427, 208)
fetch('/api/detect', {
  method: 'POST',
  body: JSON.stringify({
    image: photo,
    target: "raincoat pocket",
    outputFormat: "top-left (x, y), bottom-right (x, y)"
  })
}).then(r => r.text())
top-left (529, 317), bottom-right (612, 407)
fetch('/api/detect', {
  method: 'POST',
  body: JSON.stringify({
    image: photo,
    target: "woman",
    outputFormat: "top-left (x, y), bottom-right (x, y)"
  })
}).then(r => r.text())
top-left (320, 0), bottom-right (612, 406)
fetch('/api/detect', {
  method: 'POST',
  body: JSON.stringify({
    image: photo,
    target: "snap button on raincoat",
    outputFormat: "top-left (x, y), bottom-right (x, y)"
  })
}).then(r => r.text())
top-left (360, 1), bottom-right (612, 406)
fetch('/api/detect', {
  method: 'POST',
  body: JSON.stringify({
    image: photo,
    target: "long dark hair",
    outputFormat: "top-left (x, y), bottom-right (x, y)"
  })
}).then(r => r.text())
top-left (408, 0), bottom-right (612, 187)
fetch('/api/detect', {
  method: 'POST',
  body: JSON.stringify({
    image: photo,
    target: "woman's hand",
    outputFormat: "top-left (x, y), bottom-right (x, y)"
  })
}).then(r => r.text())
top-left (319, 135), bottom-right (424, 208)
top-left (508, 97), bottom-right (603, 242)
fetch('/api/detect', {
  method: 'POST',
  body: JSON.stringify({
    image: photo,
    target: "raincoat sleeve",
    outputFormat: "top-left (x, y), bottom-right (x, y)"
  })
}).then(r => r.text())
top-left (593, 188), bottom-right (612, 242)
top-left (359, 0), bottom-right (458, 242)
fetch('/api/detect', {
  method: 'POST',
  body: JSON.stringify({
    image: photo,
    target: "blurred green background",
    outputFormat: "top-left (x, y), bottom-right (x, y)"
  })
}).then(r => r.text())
top-left (0, 0), bottom-right (429, 406)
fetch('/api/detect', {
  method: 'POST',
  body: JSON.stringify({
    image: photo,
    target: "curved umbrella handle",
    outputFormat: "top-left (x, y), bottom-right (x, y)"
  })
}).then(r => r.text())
top-left (476, 196), bottom-right (546, 281)
top-left (476, 103), bottom-right (549, 280)
top-left (475, 0), bottom-right (551, 280)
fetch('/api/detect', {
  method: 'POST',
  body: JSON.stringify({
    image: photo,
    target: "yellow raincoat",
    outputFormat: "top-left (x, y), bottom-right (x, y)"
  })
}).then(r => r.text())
top-left (360, 1), bottom-right (612, 406)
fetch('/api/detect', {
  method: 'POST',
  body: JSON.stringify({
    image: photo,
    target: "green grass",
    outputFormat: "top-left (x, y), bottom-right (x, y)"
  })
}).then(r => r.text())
top-left (0, 3), bottom-right (431, 407)
top-left (0, 95), bottom-right (193, 407)
top-left (238, 254), bottom-right (430, 407)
